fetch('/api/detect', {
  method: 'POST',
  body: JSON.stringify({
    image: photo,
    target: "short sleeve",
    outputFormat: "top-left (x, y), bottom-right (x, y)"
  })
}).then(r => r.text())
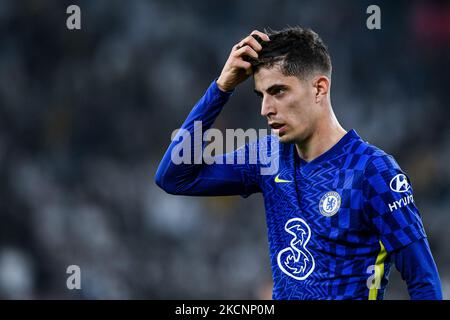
top-left (363, 155), bottom-right (427, 253)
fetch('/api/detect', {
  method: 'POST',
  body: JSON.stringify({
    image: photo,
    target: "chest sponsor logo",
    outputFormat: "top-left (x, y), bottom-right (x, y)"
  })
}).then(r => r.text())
top-left (389, 174), bottom-right (410, 193)
top-left (319, 191), bottom-right (341, 217)
top-left (277, 218), bottom-right (315, 281)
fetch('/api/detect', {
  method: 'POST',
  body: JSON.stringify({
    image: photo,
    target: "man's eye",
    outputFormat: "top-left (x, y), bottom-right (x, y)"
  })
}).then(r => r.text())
top-left (275, 89), bottom-right (285, 95)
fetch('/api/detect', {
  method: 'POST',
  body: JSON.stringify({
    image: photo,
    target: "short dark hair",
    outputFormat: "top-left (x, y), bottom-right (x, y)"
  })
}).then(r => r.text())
top-left (250, 27), bottom-right (332, 79)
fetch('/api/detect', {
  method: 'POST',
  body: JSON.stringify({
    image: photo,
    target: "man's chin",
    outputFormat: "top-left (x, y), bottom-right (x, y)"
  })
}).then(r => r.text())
top-left (275, 133), bottom-right (291, 144)
top-left (271, 129), bottom-right (294, 143)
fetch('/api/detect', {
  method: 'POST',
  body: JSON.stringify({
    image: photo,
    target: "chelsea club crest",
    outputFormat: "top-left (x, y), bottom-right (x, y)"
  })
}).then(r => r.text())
top-left (319, 191), bottom-right (341, 217)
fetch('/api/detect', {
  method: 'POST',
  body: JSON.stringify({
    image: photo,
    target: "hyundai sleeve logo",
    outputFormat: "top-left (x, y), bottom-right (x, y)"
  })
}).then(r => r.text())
top-left (389, 174), bottom-right (411, 193)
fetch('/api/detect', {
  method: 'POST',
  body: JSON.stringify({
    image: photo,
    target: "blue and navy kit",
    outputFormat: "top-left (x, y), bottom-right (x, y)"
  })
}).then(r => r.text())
top-left (155, 80), bottom-right (442, 300)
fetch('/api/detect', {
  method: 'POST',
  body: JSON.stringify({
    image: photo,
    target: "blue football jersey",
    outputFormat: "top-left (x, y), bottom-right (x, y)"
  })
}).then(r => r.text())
top-left (254, 130), bottom-right (426, 300)
top-left (155, 80), bottom-right (432, 300)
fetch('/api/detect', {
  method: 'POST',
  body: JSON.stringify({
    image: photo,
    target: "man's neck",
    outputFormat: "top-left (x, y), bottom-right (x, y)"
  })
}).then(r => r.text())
top-left (295, 121), bottom-right (347, 163)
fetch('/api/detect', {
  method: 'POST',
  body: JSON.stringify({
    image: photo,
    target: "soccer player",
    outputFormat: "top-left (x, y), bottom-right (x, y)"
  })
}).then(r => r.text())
top-left (155, 27), bottom-right (442, 300)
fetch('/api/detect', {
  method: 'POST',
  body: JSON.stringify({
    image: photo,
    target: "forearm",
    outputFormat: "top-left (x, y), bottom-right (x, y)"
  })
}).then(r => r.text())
top-left (393, 237), bottom-right (442, 300)
top-left (155, 30), bottom-right (270, 196)
top-left (155, 80), bottom-right (238, 195)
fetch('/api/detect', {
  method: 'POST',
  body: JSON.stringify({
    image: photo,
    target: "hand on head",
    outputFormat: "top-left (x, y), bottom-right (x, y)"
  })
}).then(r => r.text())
top-left (216, 30), bottom-right (270, 92)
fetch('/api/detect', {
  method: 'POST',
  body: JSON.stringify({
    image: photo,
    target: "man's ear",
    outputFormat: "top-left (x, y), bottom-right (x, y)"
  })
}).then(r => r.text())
top-left (313, 76), bottom-right (330, 103)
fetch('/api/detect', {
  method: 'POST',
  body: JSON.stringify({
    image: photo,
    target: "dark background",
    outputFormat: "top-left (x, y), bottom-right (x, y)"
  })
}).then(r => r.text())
top-left (0, 0), bottom-right (449, 299)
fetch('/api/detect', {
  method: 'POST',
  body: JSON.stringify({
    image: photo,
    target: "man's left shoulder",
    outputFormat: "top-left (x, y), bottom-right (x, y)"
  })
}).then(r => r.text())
top-left (348, 136), bottom-right (402, 174)
top-left (339, 135), bottom-right (396, 173)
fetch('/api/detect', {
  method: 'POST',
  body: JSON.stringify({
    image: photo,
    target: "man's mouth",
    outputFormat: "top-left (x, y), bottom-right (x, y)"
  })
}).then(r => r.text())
top-left (269, 122), bottom-right (287, 135)
top-left (269, 122), bottom-right (285, 129)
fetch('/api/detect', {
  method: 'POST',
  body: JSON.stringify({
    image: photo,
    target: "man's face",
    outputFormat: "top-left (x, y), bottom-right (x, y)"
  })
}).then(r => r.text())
top-left (254, 66), bottom-right (318, 144)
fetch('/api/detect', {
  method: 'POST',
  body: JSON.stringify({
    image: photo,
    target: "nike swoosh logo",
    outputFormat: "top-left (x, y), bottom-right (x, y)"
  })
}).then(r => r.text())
top-left (274, 174), bottom-right (292, 183)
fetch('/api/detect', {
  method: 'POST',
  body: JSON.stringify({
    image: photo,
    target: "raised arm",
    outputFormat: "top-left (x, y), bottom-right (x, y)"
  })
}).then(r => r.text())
top-left (155, 31), bottom-right (270, 197)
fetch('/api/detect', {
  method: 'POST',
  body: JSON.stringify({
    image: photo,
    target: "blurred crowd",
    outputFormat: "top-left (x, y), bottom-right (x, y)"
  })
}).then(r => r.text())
top-left (0, 0), bottom-right (449, 299)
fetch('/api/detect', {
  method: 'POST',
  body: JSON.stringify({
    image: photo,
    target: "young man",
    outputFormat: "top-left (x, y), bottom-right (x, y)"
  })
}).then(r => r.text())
top-left (155, 27), bottom-right (442, 300)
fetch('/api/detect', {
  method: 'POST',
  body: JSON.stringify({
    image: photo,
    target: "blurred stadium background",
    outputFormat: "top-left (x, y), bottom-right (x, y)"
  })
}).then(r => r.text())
top-left (0, 0), bottom-right (449, 299)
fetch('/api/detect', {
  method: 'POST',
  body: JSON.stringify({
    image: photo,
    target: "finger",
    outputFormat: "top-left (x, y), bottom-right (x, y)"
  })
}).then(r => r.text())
top-left (232, 60), bottom-right (253, 76)
top-left (233, 45), bottom-right (258, 60)
top-left (233, 60), bottom-right (252, 70)
top-left (237, 35), bottom-right (263, 52)
top-left (250, 30), bottom-right (270, 42)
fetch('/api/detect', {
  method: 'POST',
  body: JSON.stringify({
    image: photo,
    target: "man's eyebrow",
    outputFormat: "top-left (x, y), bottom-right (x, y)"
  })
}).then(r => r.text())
top-left (266, 84), bottom-right (288, 94)
top-left (254, 84), bottom-right (288, 96)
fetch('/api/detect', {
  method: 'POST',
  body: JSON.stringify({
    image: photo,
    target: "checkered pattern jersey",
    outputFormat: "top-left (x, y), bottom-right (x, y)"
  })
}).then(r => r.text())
top-left (238, 130), bottom-right (426, 300)
top-left (155, 81), bottom-right (427, 300)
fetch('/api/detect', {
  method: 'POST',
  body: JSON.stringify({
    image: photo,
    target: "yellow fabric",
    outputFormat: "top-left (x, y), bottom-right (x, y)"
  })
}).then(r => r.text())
top-left (368, 241), bottom-right (387, 300)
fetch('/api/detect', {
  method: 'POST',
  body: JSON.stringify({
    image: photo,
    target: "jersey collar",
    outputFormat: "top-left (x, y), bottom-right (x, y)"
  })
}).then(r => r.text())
top-left (296, 129), bottom-right (360, 176)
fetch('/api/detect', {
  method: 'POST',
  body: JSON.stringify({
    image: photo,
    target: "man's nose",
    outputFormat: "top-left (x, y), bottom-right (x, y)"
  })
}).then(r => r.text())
top-left (260, 97), bottom-right (276, 117)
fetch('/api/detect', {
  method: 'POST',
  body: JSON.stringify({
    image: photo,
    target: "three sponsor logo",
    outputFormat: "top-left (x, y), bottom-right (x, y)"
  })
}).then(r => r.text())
top-left (277, 218), bottom-right (315, 281)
